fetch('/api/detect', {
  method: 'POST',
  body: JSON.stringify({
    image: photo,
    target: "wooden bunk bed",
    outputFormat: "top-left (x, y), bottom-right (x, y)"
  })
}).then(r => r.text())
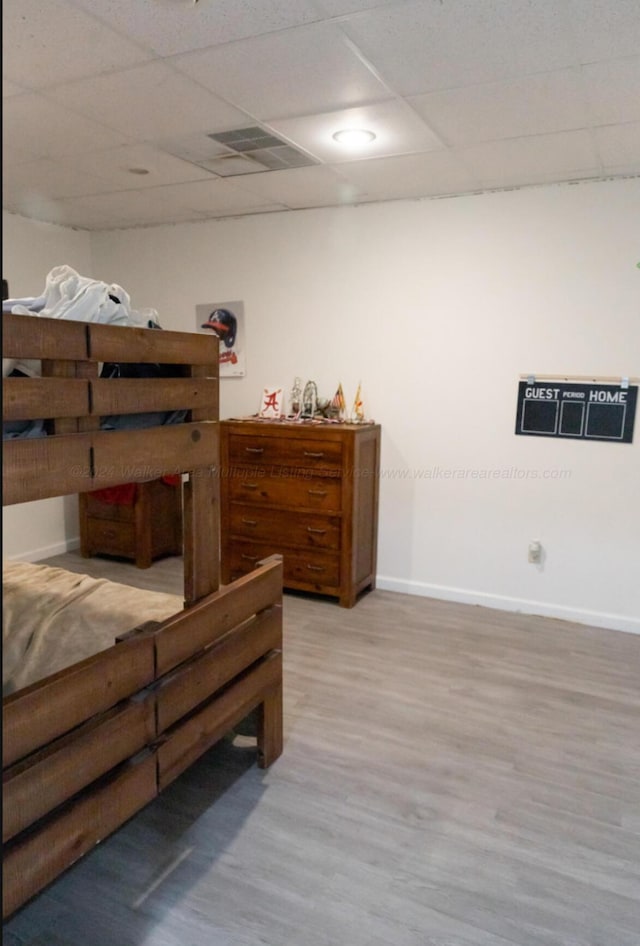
top-left (2, 313), bottom-right (284, 919)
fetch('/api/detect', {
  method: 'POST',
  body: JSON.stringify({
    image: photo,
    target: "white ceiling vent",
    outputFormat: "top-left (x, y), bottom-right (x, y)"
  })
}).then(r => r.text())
top-left (197, 153), bottom-right (268, 177)
top-left (206, 126), bottom-right (317, 174)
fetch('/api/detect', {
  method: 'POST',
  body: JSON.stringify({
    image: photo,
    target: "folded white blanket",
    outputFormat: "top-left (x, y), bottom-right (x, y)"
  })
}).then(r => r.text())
top-left (3, 562), bottom-right (182, 695)
top-left (3, 265), bottom-right (161, 377)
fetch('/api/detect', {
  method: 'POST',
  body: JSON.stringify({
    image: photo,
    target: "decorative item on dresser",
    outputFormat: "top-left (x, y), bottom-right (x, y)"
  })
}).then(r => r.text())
top-left (220, 419), bottom-right (381, 607)
top-left (79, 477), bottom-right (183, 569)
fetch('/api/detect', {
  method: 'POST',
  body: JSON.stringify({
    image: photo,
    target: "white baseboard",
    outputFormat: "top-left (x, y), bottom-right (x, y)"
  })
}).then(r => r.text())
top-left (376, 575), bottom-right (640, 636)
top-left (6, 537), bottom-right (80, 564)
top-left (5, 547), bottom-right (637, 636)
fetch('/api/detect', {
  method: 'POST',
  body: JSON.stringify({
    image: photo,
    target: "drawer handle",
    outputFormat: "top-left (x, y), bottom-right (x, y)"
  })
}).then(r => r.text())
top-left (303, 450), bottom-right (324, 458)
top-left (241, 554), bottom-right (259, 563)
top-left (306, 564), bottom-right (325, 572)
top-left (245, 447), bottom-right (264, 454)
top-left (241, 483), bottom-right (258, 490)
top-left (242, 518), bottom-right (258, 526)
top-left (307, 527), bottom-right (327, 535)
top-left (307, 489), bottom-right (327, 498)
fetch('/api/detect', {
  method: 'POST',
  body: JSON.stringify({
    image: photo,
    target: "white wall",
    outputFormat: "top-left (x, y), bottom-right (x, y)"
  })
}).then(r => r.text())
top-left (3, 211), bottom-right (93, 560)
top-left (4, 181), bottom-right (639, 632)
top-left (90, 179), bottom-right (640, 632)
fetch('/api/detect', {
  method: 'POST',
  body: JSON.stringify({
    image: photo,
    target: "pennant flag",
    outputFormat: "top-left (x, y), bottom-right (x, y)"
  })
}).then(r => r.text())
top-left (352, 382), bottom-right (365, 422)
top-left (331, 383), bottom-right (346, 418)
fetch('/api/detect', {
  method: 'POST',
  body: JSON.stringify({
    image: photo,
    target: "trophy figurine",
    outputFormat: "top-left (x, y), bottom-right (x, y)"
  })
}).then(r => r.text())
top-left (302, 380), bottom-right (318, 418)
top-left (290, 376), bottom-right (303, 418)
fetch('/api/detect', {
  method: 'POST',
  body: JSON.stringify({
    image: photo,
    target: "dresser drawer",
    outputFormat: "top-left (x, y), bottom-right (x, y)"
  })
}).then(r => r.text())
top-left (85, 518), bottom-right (135, 557)
top-left (221, 419), bottom-right (380, 606)
top-left (229, 504), bottom-right (340, 550)
top-left (230, 541), bottom-right (340, 589)
top-left (228, 433), bottom-right (343, 471)
top-left (84, 496), bottom-right (135, 522)
top-left (228, 470), bottom-right (342, 512)
top-left (81, 479), bottom-right (182, 568)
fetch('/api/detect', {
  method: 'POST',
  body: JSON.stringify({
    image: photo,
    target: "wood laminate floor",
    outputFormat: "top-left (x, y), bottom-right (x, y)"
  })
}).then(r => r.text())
top-left (4, 553), bottom-right (640, 946)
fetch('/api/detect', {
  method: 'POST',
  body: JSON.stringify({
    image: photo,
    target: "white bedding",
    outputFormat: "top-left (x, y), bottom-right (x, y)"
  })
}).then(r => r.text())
top-left (3, 562), bottom-right (182, 695)
top-left (3, 264), bottom-right (161, 379)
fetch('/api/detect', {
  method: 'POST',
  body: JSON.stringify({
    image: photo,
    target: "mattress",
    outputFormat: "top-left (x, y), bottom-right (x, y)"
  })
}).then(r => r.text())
top-left (3, 561), bottom-right (182, 695)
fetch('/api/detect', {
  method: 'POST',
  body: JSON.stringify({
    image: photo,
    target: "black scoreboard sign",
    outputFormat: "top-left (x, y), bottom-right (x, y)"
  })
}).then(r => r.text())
top-left (516, 381), bottom-right (637, 443)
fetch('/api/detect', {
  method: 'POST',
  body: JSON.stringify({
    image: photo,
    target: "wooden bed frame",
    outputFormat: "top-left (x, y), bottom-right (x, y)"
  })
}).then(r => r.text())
top-left (2, 313), bottom-right (283, 919)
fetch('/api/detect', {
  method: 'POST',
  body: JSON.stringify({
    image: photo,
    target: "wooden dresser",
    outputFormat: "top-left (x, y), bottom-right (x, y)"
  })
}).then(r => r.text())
top-left (220, 419), bottom-right (380, 607)
top-left (79, 478), bottom-right (182, 569)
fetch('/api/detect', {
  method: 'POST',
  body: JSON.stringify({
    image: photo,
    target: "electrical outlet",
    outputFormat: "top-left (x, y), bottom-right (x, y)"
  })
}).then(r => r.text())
top-left (528, 540), bottom-right (542, 564)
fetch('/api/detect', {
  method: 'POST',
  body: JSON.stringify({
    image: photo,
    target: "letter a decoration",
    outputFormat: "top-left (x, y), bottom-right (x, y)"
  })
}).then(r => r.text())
top-left (259, 387), bottom-right (284, 418)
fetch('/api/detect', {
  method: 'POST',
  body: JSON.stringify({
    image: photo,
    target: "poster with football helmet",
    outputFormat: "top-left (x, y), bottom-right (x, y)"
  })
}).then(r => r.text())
top-left (195, 300), bottom-right (245, 377)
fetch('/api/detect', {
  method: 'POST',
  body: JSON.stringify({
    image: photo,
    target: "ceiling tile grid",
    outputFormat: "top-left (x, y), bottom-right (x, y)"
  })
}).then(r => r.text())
top-left (269, 99), bottom-right (444, 164)
top-left (42, 61), bottom-right (252, 141)
top-left (3, 157), bottom-right (118, 201)
top-left (581, 56), bottom-right (640, 126)
top-left (593, 121), bottom-right (640, 167)
top-left (408, 69), bottom-right (594, 146)
top-left (169, 22), bottom-right (394, 120)
top-left (61, 143), bottom-right (216, 191)
top-left (2, 0), bottom-right (639, 230)
top-left (2, 92), bottom-right (132, 165)
top-left (2, 0), bottom-right (154, 91)
top-left (229, 164), bottom-right (366, 209)
top-left (70, 0), bottom-right (323, 58)
top-left (334, 150), bottom-right (481, 201)
top-left (454, 130), bottom-right (603, 189)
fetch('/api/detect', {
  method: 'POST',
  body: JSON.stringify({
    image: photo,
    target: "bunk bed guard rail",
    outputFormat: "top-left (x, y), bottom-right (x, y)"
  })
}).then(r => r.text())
top-left (2, 314), bottom-right (219, 504)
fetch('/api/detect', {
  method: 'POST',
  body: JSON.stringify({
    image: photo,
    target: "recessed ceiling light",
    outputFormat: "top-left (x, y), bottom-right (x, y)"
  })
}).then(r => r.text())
top-left (332, 128), bottom-right (376, 148)
top-left (128, 167), bottom-right (150, 175)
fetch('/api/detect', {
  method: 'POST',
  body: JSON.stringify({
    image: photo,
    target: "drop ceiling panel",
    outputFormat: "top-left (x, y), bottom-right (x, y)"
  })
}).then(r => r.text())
top-left (3, 158), bottom-right (115, 201)
top-left (72, 0), bottom-right (322, 58)
top-left (341, 0), bottom-right (577, 96)
top-left (456, 131), bottom-right (601, 188)
top-left (2, 93), bottom-right (131, 164)
top-left (568, 0), bottom-right (640, 63)
top-left (45, 62), bottom-right (252, 140)
top-left (2, 196), bottom-right (85, 230)
top-left (171, 22), bottom-right (392, 121)
top-left (581, 57), bottom-right (640, 125)
top-left (164, 178), bottom-right (284, 215)
top-left (269, 100), bottom-right (443, 164)
top-left (410, 70), bottom-right (592, 146)
top-left (335, 151), bottom-right (480, 200)
top-left (3, 144), bottom-right (34, 169)
top-left (599, 165), bottom-right (640, 179)
top-left (199, 155), bottom-right (265, 177)
top-left (2, 0), bottom-right (640, 230)
top-left (232, 165), bottom-right (364, 208)
top-left (594, 122), bottom-right (640, 169)
top-left (48, 180), bottom-right (281, 230)
top-left (3, 79), bottom-right (27, 97)
top-left (2, 0), bottom-right (153, 91)
top-left (41, 200), bottom-right (204, 231)
top-left (312, 0), bottom-right (396, 14)
top-left (157, 133), bottom-right (235, 166)
top-left (63, 144), bottom-right (214, 190)
top-left (47, 189), bottom-right (198, 224)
